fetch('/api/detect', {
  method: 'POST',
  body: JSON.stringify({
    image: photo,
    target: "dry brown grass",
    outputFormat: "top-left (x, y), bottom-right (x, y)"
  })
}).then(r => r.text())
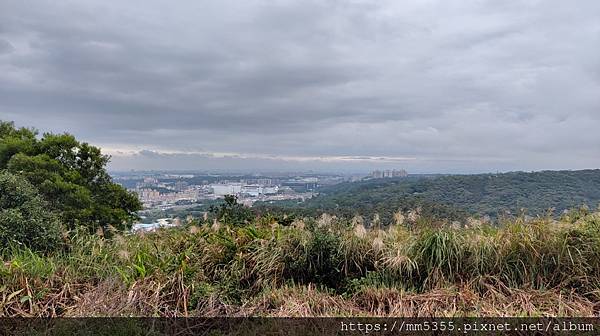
top-left (66, 279), bottom-right (166, 317)
top-left (353, 286), bottom-right (597, 317)
top-left (223, 284), bottom-right (596, 317)
top-left (2, 277), bottom-right (597, 317)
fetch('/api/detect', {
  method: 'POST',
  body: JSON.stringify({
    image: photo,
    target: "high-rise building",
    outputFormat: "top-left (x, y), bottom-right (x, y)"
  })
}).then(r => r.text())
top-left (370, 169), bottom-right (408, 179)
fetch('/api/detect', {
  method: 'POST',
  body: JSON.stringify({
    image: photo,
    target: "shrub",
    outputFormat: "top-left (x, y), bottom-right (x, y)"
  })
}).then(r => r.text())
top-left (209, 195), bottom-right (255, 226)
top-left (0, 171), bottom-right (63, 252)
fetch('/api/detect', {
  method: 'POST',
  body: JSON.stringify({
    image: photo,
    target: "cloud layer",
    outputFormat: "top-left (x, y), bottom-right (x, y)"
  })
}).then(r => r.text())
top-left (1, 0), bottom-right (599, 172)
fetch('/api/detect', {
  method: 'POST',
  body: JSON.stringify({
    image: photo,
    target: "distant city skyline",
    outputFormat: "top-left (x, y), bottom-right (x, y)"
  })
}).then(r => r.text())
top-left (2, 1), bottom-right (600, 173)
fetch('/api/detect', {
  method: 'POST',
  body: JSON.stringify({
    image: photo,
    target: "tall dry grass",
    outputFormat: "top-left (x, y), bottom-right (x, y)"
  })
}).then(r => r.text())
top-left (2, 209), bottom-right (600, 316)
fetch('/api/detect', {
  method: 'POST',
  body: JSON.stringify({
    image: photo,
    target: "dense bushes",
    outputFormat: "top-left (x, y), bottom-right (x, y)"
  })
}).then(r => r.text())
top-left (0, 171), bottom-right (63, 252)
top-left (2, 208), bottom-right (600, 316)
top-left (209, 195), bottom-right (255, 226)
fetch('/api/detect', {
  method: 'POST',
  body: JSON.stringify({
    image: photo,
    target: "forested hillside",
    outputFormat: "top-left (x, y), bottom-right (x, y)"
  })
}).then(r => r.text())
top-left (285, 170), bottom-right (600, 224)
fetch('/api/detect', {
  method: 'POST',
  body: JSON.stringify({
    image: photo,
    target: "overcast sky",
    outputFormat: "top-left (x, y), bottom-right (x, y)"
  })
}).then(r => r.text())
top-left (1, 0), bottom-right (599, 173)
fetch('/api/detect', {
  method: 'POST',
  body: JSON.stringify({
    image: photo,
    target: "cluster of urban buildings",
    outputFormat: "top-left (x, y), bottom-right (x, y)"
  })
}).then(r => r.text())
top-left (114, 173), bottom-right (335, 210)
top-left (136, 187), bottom-right (200, 206)
top-left (210, 183), bottom-right (279, 197)
top-left (369, 169), bottom-right (408, 179)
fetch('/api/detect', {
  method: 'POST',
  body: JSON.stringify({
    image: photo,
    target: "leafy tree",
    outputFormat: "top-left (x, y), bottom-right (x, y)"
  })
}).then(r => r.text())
top-left (209, 195), bottom-right (255, 226)
top-left (0, 120), bottom-right (142, 231)
top-left (0, 171), bottom-right (63, 252)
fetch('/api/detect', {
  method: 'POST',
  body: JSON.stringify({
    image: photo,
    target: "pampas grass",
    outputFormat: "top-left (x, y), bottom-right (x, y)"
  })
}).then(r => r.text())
top-left (3, 209), bottom-right (600, 317)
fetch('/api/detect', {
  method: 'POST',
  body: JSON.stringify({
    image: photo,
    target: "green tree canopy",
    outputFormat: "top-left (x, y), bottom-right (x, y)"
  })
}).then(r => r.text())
top-left (0, 120), bottom-right (141, 231)
top-left (209, 194), bottom-right (255, 226)
top-left (0, 171), bottom-right (63, 252)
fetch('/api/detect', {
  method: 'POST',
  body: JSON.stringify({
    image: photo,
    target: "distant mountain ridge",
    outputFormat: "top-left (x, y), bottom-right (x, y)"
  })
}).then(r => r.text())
top-left (288, 169), bottom-right (600, 224)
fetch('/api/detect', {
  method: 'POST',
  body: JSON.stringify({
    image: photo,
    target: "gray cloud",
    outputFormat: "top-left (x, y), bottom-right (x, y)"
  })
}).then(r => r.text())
top-left (0, 39), bottom-right (14, 54)
top-left (1, 0), bottom-right (599, 173)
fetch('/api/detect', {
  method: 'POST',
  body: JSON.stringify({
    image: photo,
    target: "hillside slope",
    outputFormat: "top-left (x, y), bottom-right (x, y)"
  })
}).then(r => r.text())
top-left (295, 170), bottom-right (600, 223)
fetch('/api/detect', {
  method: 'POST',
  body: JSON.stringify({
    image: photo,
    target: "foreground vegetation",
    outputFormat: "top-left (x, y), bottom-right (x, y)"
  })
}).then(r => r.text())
top-left (2, 206), bottom-right (600, 317)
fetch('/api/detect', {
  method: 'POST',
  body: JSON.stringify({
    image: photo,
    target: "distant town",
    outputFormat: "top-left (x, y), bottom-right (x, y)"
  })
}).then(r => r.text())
top-left (111, 169), bottom-right (409, 215)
